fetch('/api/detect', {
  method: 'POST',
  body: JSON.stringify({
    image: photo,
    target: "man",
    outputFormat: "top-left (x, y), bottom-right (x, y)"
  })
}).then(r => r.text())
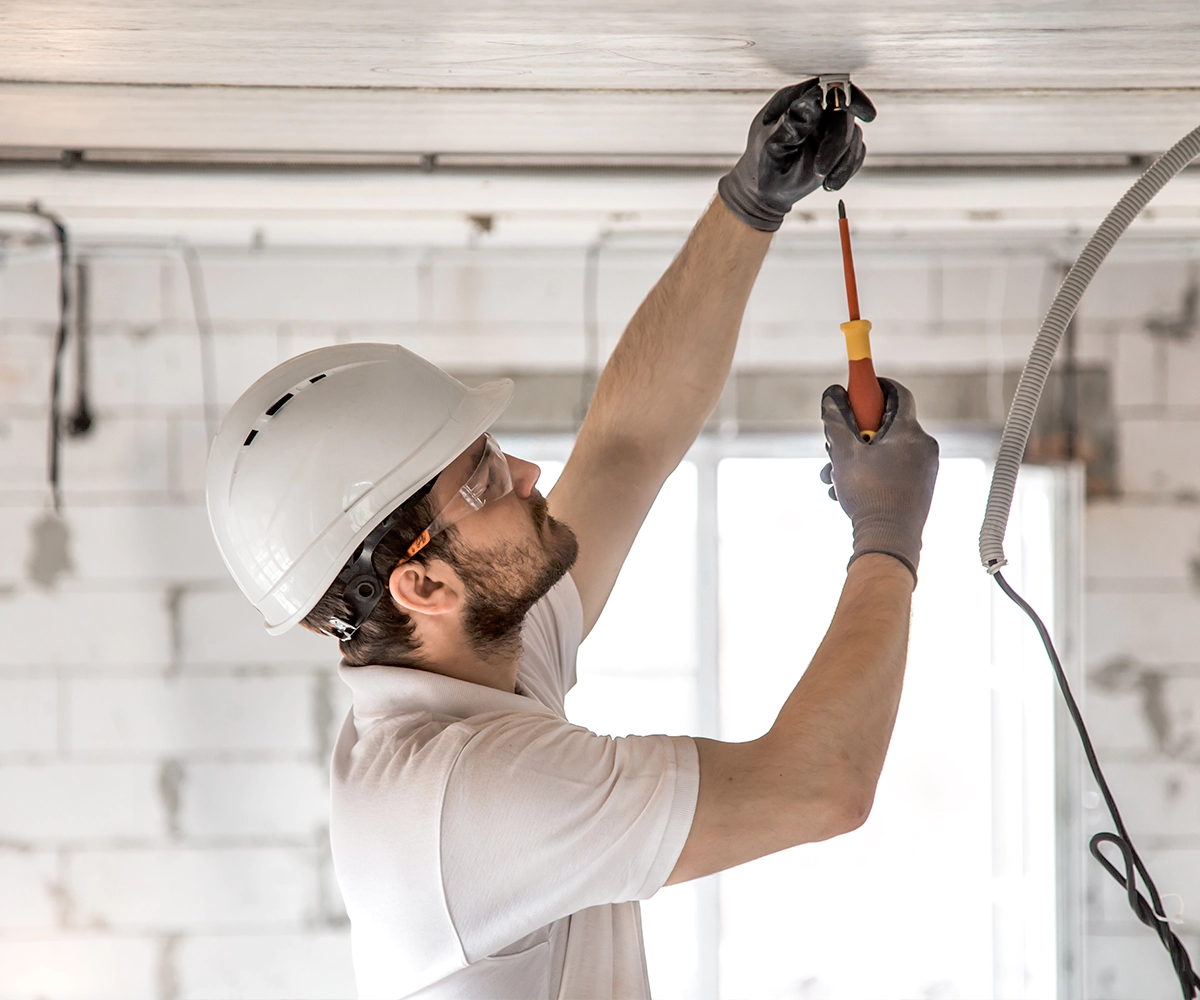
top-left (207, 79), bottom-right (938, 998)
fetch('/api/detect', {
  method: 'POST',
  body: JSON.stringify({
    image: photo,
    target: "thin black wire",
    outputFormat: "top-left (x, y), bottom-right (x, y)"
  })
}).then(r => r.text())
top-left (992, 569), bottom-right (1199, 999)
top-left (43, 213), bottom-right (70, 513)
top-left (179, 243), bottom-right (219, 444)
top-left (67, 258), bottom-right (94, 437)
top-left (1, 203), bottom-right (71, 512)
top-left (576, 233), bottom-right (606, 429)
top-left (65, 239), bottom-right (219, 445)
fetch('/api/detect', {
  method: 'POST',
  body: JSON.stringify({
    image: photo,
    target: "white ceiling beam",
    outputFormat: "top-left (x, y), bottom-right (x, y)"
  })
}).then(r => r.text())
top-left (3, 83), bottom-right (1200, 161)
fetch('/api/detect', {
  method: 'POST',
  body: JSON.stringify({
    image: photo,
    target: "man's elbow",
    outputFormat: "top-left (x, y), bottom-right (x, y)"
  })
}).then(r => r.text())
top-left (837, 787), bottom-right (875, 835)
top-left (814, 784), bottom-right (875, 840)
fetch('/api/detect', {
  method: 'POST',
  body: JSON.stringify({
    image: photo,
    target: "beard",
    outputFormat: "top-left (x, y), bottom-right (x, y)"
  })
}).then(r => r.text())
top-left (447, 493), bottom-right (579, 658)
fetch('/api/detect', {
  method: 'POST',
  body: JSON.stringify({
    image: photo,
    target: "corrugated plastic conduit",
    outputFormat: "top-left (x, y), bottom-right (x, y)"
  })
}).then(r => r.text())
top-left (978, 123), bottom-right (1200, 999)
top-left (979, 123), bottom-right (1200, 569)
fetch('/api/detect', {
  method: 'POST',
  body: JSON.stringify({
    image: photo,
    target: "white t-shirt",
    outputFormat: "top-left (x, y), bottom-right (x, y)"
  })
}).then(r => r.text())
top-left (330, 574), bottom-right (700, 999)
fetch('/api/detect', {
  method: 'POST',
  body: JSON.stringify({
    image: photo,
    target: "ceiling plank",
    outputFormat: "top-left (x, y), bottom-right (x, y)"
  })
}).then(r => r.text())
top-left (3, 84), bottom-right (1200, 159)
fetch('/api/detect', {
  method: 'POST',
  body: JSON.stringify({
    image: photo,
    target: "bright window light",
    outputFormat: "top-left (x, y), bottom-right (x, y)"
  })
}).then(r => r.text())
top-left (529, 433), bottom-right (1067, 1000)
top-left (717, 457), bottom-right (996, 999)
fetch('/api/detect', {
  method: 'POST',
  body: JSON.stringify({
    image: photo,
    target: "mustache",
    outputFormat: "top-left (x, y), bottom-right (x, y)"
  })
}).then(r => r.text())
top-left (529, 490), bottom-right (550, 531)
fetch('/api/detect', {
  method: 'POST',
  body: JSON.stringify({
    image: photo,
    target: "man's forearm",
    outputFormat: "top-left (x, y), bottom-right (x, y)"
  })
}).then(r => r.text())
top-left (669, 553), bottom-right (914, 883)
top-left (764, 553), bottom-right (914, 829)
top-left (578, 198), bottom-right (772, 472)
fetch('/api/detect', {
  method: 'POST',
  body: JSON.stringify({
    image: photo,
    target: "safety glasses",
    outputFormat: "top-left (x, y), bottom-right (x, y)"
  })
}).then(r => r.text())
top-left (325, 433), bottom-right (513, 642)
top-left (404, 432), bottom-right (514, 559)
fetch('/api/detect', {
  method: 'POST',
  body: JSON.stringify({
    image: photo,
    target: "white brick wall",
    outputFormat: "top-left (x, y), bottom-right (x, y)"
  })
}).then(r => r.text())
top-left (68, 676), bottom-right (318, 755)
top-left (0, 935), bottom-right (160, 1000)
top-left (0, 764), bottom-right (165, 841)
top-left (69, 847), bottom-right (318, 928)
top-left (178, 591), bottom-right (332, 667)
top-left (176, 932), bottom-right (355, 1000)
top-left (2, 230), bottom-right (1198, 999)
top-left (0, 590), bottom-right (172, 667)
top-left (179, 762), bottom-right (328, 838)
top-left (1086, 502), bottom-right (1200, 583)
top-left (0, 850), bottom-right (61, 929)
top-left (1081, 257), bottom-right (1200, 998)
top-left (1121, 417), bottom-right (1200, 494)
top-left (1087, 592), bottom-right (1200, 665)
top-left (0, 679), bottom-right (58, 753)
top-left (1087, 933), bottom-right (1200, 1000)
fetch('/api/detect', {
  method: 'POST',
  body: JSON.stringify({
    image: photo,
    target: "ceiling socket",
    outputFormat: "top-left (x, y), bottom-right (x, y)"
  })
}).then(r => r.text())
top-left (819, 75), bottom-right (852, 110)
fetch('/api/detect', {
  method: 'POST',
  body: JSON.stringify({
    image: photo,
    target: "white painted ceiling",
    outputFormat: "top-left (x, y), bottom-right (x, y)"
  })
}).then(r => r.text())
top-left (3, 0), bottom-right (1200, 161)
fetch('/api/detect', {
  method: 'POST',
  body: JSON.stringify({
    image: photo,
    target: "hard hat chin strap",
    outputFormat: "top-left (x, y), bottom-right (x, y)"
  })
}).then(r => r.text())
top-left (324, 477), bottom-right (440, 643)
top-left (326, 513), bottom-right (398, 642)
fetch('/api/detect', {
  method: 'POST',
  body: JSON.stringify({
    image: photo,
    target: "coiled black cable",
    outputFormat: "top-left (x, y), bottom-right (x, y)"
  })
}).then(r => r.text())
top-left (992, 570), bottom-right (1199, 999)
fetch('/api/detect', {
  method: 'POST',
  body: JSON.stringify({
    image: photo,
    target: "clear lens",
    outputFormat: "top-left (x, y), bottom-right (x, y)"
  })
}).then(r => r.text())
top-left (405, 434), bottom-right (513, 557)
top-left (449, 433), bottom-right (513, 516)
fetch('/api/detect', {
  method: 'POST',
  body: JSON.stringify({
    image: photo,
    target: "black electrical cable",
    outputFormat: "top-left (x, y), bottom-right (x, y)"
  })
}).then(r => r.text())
top-left (67, 257), bottom-right (94, 437)
top-left (4, 203), bottom-right (72, 512)
top-left (38, 209), bottom-right (70, 512)
top-left (992, 570), bottom-right (1199, 999)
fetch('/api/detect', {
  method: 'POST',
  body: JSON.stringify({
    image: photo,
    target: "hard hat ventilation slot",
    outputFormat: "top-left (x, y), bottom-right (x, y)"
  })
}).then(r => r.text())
top-left (265, 392), bottom-right (294, 416)
top-left (228, 363), bottom-right (360, 476)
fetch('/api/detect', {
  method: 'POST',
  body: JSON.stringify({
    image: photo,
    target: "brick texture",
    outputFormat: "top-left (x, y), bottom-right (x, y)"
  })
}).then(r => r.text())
top-left (68, 676), bottom-right (316, 755)
top-left (0, 679), bottom-right (58, 753)
top-left (0, 935), bottom-right (159, 1000)
top-left (0, 764), bottom-right (165, 842)
top-left (2, 225), bottom-right (1199, 999)
top-left (176, 932), bottom-right (355, 1000)
top-left (69, 847), bottom-right (317, 929)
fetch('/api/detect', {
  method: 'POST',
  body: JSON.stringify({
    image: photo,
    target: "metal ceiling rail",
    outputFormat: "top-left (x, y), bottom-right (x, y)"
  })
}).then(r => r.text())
top-left (0, 146), bottom-right (1175, 174)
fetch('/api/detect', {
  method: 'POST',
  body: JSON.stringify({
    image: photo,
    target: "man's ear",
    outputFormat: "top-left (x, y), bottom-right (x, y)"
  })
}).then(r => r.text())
top-left (388, 558), bottom-right (460, 616)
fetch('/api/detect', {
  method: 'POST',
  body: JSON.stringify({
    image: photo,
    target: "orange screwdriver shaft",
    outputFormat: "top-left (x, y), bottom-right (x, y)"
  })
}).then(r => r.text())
top-left (838, 200), bottom-right (884, 441)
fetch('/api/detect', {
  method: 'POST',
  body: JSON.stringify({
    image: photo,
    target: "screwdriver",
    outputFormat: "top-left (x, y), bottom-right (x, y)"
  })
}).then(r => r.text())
top-left (838, 199), bottom-right (884, 441)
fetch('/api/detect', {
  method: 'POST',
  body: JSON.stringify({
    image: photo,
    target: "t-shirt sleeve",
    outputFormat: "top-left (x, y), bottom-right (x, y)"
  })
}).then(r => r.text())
top-left (440, 713), bottom-right (699, 963)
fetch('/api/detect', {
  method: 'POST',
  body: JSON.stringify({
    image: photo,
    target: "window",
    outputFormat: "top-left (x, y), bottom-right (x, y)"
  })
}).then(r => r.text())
top-left (515, 435), bottom-right (1075, 999)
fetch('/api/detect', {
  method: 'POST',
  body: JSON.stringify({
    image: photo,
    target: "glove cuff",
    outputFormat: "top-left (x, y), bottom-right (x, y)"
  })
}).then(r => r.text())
top-left (717, 174), bottom-right (784, 233)
top-left (848, 548), bottom-right (918, 584)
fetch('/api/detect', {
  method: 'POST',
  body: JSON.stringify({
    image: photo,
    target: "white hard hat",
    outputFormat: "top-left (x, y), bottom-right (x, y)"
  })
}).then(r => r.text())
top-left (206, 343), bottom-right (513, 634)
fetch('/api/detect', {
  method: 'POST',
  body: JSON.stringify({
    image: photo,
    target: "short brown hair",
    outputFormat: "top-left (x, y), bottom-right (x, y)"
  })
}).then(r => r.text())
top-left (301, 480), bottom-right (448, 666)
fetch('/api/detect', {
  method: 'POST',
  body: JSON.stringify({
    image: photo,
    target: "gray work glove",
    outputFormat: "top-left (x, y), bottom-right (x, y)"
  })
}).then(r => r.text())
top-left (820, 378), bottom-right (939, 581)
top-left (718, 79), bottom-right (876, 232)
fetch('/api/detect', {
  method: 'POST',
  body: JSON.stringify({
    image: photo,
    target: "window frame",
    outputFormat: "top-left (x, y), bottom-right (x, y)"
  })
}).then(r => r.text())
top-left (503, 431), bottom-right (1085, 1000)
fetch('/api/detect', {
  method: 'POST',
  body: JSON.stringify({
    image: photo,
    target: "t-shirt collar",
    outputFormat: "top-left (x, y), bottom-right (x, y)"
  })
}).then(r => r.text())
top-left (338, 660), bottom-right (559, 723)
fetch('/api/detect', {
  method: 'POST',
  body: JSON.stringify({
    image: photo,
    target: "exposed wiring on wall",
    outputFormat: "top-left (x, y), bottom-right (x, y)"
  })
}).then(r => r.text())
top-left (41, 208), bottom-right (71, 514)
top-left (577, 230), bottom-right (609, 429)
top-left (0, 202), bottom-right (72, 512)
top-left (62, 239), bottom-right (219, 446)
top-left (994, 572), bottom-right (1199, 997)
top-left (0, 226), bottom-right (220, 507)
top-left (67, 258), bottom-right (94, 437)
top-left (178, 242), bottom-right (219, 444)
top-left (980, 123), bottom-right (1200, 998)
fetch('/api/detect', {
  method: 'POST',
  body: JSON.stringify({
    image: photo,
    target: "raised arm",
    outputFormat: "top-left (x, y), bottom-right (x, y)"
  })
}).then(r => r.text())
top-left (549, 80), bottom-right (875, 635)
top-left (668, 379), bottom-right (939, 882)
top-left (547, 199), bottom-right (768, 633)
